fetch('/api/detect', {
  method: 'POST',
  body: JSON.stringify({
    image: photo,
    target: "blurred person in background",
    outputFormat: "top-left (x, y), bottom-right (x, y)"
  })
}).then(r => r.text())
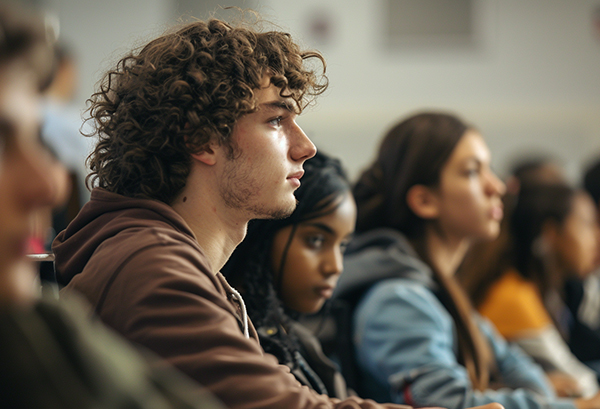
top-left (459, 183), bottom-right (600, 398)
top-left (41, 42), bottom-right (91, 232)
top-left (330, 112), bottom-right (600, 409)
top-left (504, 157), bottom-right (566, 196)
top-left (563, 158), bottom-right (600, 373)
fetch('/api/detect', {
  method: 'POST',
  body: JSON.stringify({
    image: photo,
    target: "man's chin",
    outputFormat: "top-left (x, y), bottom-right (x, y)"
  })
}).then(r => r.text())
top-left (251, 199), bottom-right (297, 220)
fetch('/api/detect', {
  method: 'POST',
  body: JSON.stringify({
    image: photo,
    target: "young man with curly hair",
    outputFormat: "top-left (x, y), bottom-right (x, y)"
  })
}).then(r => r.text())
top-left (51, 18), bottom-right (415, 409)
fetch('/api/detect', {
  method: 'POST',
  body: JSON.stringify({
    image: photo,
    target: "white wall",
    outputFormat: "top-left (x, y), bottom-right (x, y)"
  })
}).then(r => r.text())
top-left (261, 0), bottom-right (600, 182)
top-left (41, 0), bottom-right (172, 106)
top-left (40, 0), bottom-right (600, 182)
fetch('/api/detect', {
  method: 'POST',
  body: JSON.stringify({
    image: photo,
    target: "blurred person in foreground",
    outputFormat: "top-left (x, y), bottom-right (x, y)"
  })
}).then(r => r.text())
top-left (0, 4), bottom-right (225, 408)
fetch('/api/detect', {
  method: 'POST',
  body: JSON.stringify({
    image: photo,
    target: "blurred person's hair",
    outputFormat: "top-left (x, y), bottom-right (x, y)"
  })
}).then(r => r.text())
top-left (0, 3), bottom-right (54, 90)
top-left (353, 111), bottom-right (493, 391)
top-left (505, 157), bottom-right (565, 195)
top-left (85, 17), bottom-right (328, 204)
top-left (353, 112), bottom-right (468, 238)
top-left (583, 158), bottom-right (600, 206)
top-left (459, 183), bottom-right (577, 307)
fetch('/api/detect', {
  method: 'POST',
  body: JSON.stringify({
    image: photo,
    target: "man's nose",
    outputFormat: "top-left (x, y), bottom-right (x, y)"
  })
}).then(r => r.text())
top-left (289, 121), bottom-right (316, 162)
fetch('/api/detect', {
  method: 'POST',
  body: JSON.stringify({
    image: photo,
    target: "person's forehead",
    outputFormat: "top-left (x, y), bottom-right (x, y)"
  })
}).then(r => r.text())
top-left (255, 84), bottom-right (297, 110)
top-left (448, 130), bottom-right (490, 164)
top-left (299, 196), bottom-right (356, 230)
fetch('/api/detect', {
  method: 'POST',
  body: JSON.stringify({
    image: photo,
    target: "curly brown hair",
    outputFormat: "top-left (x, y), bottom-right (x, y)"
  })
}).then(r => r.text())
top-left (86, 18), bottom-right (328, 204)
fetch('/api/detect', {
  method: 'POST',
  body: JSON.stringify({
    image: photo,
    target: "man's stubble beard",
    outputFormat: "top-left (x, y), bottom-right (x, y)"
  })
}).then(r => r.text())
top-left (220, 157), bottom-right (297, 220)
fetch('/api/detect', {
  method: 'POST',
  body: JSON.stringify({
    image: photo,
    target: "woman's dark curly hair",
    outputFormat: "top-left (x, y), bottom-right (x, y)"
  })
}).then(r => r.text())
top-left (86, 18), bottom-right (328, 204)
top-left (222, 151), bottom-right (351, 373)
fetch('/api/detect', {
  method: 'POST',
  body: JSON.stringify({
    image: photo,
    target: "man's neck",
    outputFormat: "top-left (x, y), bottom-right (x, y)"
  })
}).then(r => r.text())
top-left (171, 187), bottom-right (248, 274)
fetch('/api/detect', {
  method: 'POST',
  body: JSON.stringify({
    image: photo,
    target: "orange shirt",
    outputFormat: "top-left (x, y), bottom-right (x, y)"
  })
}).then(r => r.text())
top-left (478, 269), bottom-right (552, 339)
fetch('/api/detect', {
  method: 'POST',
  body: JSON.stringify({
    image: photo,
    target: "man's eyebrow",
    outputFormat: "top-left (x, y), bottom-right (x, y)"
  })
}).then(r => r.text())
top-left (260, 100), bottom-right (297, 113)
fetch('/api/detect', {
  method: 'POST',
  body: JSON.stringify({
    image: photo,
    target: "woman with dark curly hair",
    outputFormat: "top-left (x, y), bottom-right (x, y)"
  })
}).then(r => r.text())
top-left (222, 150), bottom-right (356, 398)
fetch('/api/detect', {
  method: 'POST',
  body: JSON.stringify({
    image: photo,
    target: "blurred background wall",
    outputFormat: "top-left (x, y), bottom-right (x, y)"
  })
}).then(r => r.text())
top-left (21, 0), bottom-right (600, 182)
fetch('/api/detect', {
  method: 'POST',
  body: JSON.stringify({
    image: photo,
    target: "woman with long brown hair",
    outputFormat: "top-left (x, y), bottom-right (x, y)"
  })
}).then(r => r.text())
top-left (333, 112), bottom-right (600, 409)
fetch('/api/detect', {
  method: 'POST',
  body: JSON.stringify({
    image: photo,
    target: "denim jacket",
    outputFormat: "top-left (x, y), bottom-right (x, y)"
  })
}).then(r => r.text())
top-left (334, 228), bottom-right (576, 409)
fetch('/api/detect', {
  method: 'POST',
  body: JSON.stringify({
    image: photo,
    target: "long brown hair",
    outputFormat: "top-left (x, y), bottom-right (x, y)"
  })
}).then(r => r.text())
top-left (355, 112), bottom-right (493, 390)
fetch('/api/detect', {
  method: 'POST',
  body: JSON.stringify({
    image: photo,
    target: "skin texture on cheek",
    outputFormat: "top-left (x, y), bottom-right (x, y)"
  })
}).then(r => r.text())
top-left (217, 82), bottom-right (311, 221)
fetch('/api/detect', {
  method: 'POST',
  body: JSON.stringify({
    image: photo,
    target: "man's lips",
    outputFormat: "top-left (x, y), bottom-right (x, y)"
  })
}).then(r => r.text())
top-left (287, 171), bottom-right (304, 187)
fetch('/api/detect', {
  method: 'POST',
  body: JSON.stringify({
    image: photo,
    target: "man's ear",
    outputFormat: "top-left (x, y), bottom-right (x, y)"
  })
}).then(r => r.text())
top-left (406, 184), bottom-right (440, 220)
top-left (190, 142), bottom-right (218, 166)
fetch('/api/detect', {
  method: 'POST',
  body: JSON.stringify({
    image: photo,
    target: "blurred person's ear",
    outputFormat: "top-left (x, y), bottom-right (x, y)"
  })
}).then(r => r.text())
top-left (540, 219), bottom-right (560, 253)
top-left (406, 184), bottom-right (440, 220)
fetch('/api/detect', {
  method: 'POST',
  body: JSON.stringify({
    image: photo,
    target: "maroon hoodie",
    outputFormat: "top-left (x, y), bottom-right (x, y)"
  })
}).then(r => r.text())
top-left (53, 188), bottom-right (408, 409)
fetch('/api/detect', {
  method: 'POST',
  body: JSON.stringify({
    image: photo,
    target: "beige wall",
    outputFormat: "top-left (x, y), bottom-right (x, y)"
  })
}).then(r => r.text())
top-left (41, 0), bottom-right (600, 183)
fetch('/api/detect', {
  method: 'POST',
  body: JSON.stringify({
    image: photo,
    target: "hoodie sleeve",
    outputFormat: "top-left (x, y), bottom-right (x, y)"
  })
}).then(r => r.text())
top-left (69, 234), bottom-right (408, 409)
top-left (353, 278), bottom-right (576, 409)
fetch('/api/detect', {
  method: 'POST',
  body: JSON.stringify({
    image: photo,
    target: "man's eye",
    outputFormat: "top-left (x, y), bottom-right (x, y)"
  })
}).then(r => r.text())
top-left (268, 117), bottom-right (282, 127)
